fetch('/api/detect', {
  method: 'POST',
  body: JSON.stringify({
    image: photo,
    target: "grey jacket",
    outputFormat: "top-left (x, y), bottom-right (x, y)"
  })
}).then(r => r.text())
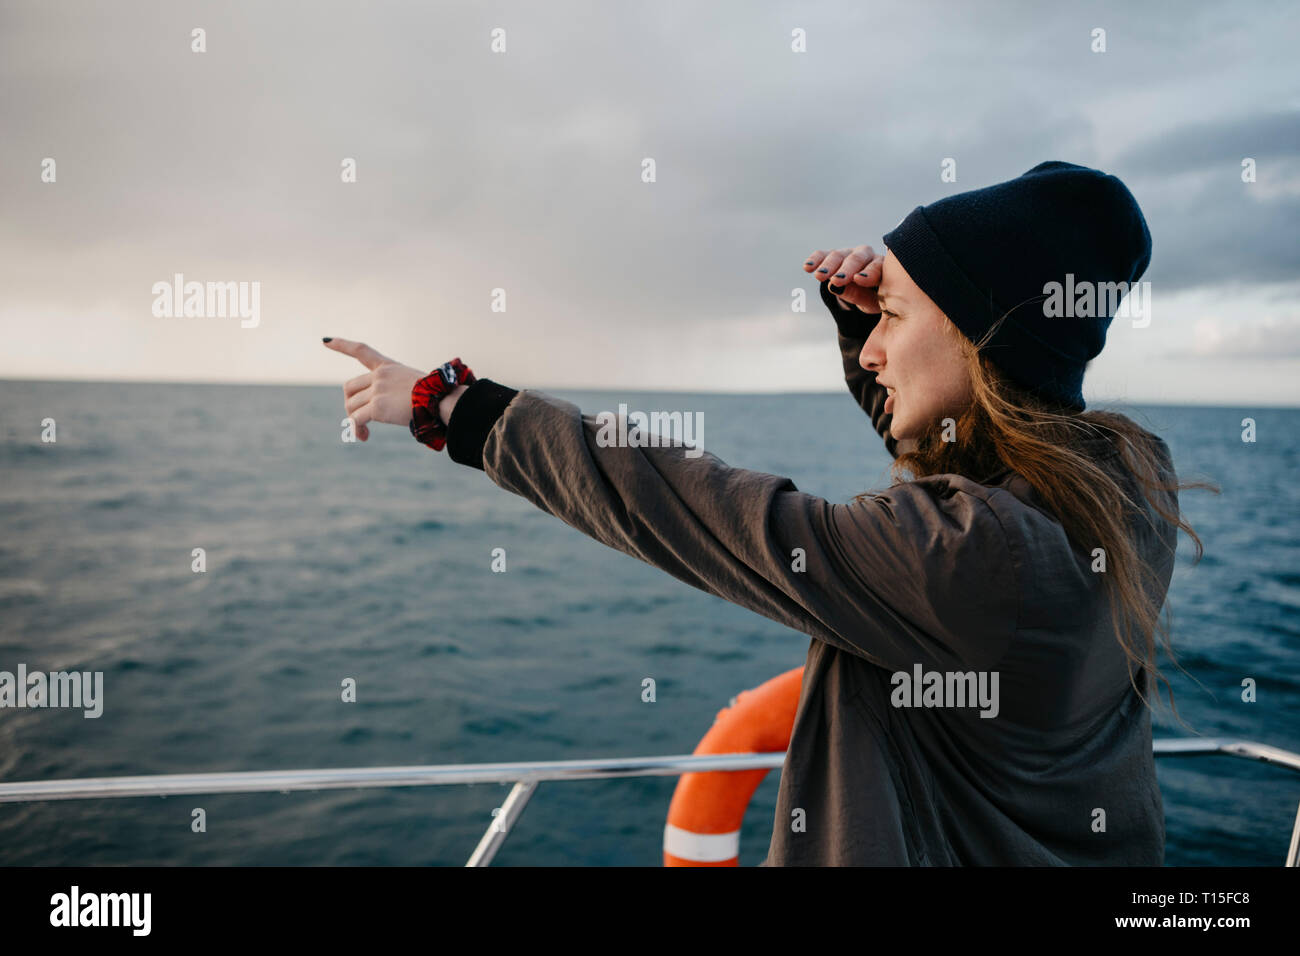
top-left (444, 279), bottom-right (1177, 865)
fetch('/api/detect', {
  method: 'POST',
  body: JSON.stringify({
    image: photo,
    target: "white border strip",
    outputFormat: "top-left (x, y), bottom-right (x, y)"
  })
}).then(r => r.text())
top-left (663, 823), bottom-right (740, 862)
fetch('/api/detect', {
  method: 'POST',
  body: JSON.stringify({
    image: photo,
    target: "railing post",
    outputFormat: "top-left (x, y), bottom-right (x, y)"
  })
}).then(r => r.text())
top-left (465, 780), bottom-right (538, 867)
top-left (1287, 801), bottom-right (1300, 867)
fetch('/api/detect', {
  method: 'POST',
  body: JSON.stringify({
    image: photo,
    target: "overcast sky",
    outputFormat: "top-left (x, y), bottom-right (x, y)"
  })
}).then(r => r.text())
top-left (1, 0), bottom-right (1297, 405)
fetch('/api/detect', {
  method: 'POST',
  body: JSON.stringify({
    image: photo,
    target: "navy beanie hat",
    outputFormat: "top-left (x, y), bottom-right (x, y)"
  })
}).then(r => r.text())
top-left (881, 160), bottom-right (1151, 411)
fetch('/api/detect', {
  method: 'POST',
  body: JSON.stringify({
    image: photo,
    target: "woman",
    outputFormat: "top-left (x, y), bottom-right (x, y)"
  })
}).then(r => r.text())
top-left (324, 161), bottom-right (1210, 865)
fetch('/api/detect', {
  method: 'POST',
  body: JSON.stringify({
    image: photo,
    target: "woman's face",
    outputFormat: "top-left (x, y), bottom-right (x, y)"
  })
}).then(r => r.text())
top-left (859, 251), bottom-right (973, 440)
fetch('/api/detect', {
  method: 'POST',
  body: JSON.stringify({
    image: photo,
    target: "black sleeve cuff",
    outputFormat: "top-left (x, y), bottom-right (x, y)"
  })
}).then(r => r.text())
top-left (446, 378), bottom-right (520, 471)
top-left (819, 279), bottom-right (879, 339)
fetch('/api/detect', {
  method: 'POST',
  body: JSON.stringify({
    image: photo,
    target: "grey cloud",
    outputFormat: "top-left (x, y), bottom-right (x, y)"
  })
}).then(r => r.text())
top-left (1161, 309), bottom-right (1300, 360)
top-left (0, 0), bottom-right (1296, 395)
top-left (1114, 110), bottom-right (1300, 177)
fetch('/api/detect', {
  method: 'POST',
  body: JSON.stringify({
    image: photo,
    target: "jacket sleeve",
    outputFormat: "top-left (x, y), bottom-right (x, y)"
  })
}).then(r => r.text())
top-left (444, 379), bottom-right (1018, 673)
top-left (818, 279), bottom-right (917, 459)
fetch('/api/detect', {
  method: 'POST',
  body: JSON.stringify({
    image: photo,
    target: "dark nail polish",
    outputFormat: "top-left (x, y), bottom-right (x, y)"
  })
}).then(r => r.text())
top-left (805, 260), bottom-right (815, 266)
top-left (829, 283), bottom-right (845, 293)
top-left (834, 273), bottom-right (845, 279)
top-left (322, 336), bottom-right (333, 342)
top-left (818, 268), bottom-right (829, 274)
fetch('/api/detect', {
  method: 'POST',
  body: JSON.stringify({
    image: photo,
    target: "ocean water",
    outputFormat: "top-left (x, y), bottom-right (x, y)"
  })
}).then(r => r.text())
top-left (0, 380), bottom-right (1296, 866)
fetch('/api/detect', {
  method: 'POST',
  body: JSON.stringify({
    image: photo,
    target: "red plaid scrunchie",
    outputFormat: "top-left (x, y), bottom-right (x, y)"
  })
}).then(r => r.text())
top-left (409, 358), bottom-right (476, 451)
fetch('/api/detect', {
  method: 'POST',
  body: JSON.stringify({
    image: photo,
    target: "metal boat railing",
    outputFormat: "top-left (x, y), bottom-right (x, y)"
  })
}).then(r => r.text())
top-left (0, 738), bottom-right (1296, 866)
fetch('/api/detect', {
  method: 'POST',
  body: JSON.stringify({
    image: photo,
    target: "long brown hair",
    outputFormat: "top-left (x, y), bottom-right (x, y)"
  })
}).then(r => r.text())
top-left (856, 311), bottom-right (1220, 725)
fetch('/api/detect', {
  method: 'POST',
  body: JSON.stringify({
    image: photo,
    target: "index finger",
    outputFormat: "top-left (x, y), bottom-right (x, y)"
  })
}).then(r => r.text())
top-left (323, 337), bottom-right (392, 371)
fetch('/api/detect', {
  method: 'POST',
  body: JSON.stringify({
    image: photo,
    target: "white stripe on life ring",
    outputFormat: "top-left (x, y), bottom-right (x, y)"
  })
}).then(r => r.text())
top-left (663, 823), bottom-right (740, 862)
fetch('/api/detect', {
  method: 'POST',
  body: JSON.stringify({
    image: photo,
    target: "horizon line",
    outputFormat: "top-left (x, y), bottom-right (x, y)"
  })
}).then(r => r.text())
top-left (0, 376), bottom-right (1297, 410)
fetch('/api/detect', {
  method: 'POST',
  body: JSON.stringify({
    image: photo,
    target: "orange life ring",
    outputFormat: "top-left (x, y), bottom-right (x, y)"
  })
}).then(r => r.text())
top-left (663, 666), bottom-right (804, 866)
